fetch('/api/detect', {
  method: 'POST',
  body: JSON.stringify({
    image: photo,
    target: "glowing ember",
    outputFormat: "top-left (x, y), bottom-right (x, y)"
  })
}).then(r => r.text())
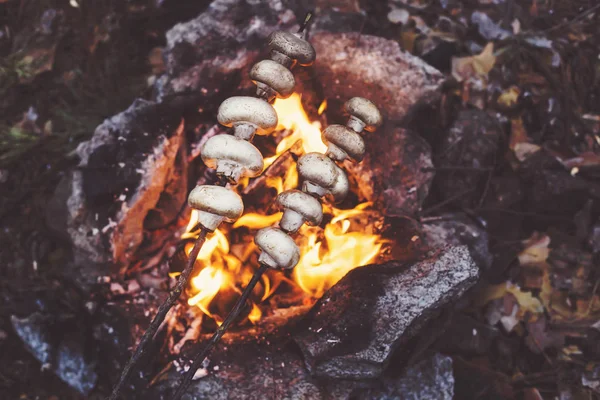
top-left (183, 94), bottom-right (385, 325)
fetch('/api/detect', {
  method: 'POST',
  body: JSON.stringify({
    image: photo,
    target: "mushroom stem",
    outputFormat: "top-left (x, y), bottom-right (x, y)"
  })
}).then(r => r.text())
top-left (347, 116), bottom-right (366, 133)
top-left (270, 51), bottom-right (294, 68)
top-left (171, 263), bottom-right (269, 400)
top-left (232, 123), bottom-right (258, 141)
top-left (279, 209), bottom-right (305, 233)
top-left (108, 228), bottom-right (209, 400)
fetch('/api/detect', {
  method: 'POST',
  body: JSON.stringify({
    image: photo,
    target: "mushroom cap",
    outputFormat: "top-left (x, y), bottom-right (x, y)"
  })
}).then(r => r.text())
top-left (188, 185), bottom-right (244, 221)
top-left (217, 96), bottom-right (278, 135)
top-left (268, 31), bottom-right (316, 66)
top-left (201, 134), bottom-right (264, 179)
top-left (255, 227), bottom-right (300, 270)
top-left (329, 165), bottom-right (350, 203)
top-left (322, 124), bottom-right (366, 162)
top-left (344, 97), bottom-right (383, 131)
top-left (276, 190), bottom-right (323, 226)
top-left (297, 152), bottom-right (339, 189)
top-left (250, 60), bottom-right (295, 99)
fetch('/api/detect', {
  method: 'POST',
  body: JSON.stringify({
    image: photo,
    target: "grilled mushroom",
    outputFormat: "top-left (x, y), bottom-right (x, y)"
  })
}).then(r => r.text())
top-left (217, 96), bottom-right (278, 140)
top-left (249, 60), bottom-right (295, 102)
top-left (329, 165), bottom-right (349, 203)
top-left (255, 227), bottom-right (300, 270)
top-left (188, 185), bottom-right (244, 231)
top-left (276, 190), bottom-right (323, 233)
top-left (297, 152), bottom-right (350, 203)
top-left (297, 152), bottom-right (338, 198)
top-left (343, 97), bottom-right (383, 133)
top-left (201, 134), bottom-right (264, 183)
top-left (322, 124), bottom-right (365, 162)
top-left (267, 31), bottom-right (316, 68)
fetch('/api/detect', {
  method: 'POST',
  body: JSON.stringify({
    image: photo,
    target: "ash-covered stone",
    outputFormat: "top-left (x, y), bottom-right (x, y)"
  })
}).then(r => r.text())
top-left (422, 212), bottom-right (492, 270)
top-left (156, 0), bottom-right (297, 101)
top-left (294, 246), bottom-right (479, 379)
top-left (311, 32), bottom-right (444, 122)
top-left (434, 109), bottom-right (501, 208)
top-left (345, 127), bottom-right (434, 216)
top-left (151, 338), bottom-right (324, 400)
top-left (47, 99), bottom-right (187, 276)
top-left (356, 353), bottom-right (454, 400)
top-left (11, 312), bottom-right (97, 395)
top-left (150, 338), bottom-right (453, 400)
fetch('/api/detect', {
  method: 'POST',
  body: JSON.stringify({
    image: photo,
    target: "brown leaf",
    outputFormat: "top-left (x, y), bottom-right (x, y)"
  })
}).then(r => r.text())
top-left (452, 43), bottom-right (496, 82)
top-left (518, 232), bottom-right (550, 266)
top-left (510, 118), bottom-right (540, 162)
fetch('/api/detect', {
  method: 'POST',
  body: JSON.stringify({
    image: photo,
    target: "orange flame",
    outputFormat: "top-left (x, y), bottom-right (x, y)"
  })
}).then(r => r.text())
top-left (184, 93), bottom-right (385, 325)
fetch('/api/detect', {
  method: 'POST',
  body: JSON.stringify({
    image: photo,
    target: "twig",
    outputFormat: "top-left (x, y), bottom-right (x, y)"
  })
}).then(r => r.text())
top-left (171, 263), bottom-right (269, 400)
top-left (108, 228), bottom-right (208, 400)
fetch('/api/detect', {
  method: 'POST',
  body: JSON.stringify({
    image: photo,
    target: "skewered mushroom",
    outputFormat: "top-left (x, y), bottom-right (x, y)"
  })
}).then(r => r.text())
top-left (297, 152), bottom-right (348, 202)
top-left (276, 190), bottom-right (323, 233)
top-left (249, 60), bottom-right (295, 102)
top-left (322, 124), bottom-right (365, 162)
top-left (188, 185), bottom-right (244, 231)
top-left (267, 30), bottom-right (316, 68)
top-left (329, 166), bottom-right (350, 202)
top-left (217, 96), bottom-right (278, 140)
top-left (343, 97), bottom-right (383, 133)
top-left (201, 135), bottom-right (264, 183)
top-left (255, 227), bottom-right (300, 270)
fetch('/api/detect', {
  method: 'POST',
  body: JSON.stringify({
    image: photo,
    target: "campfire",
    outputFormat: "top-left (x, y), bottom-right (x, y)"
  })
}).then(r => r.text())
top-left (180, 93), bottom-right (387, 327)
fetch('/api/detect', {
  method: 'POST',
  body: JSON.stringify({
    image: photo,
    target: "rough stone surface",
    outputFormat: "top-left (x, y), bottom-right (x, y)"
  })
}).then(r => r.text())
top-left (357, 353), bottom-right (455, 400)
top-left (345, 127), bottom-right (434, 216)
top-left (150, 338), bottom-right (453, 400)
top-left (311, 32), bottom-right (444, 122)
top-left (422, 212), bottom-right (492, 270)
top-left (294, 246), bottom-right (479, 379)
top-left (434, 109), bottom-right (501, 208)
top-left (47, 99), bottom-right (187, 275)
top-left (151, 338), bottom-right (324, 400)
top-left (156, 0), bottom-right (297, 101)
top-left (11, 312), bottom-right (98, 395)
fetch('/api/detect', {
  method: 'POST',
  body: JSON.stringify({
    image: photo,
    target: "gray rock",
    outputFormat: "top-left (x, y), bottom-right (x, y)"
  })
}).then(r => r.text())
top-left (150, 338), bottom-right (452, 400)
top-left (157, 0), bottom-right (297, 100)
top-left (11, 312), bottom-right (98, 395)
top-left (152, 339), bottom-right (324, 400)
top-left (294, 246), bottom-right (479, 379)
top-left (422, 212), bottom-right (492, 270)
top-left (346, 127), bottom-right (434, 217)
top-left (311, 32), bottom-right (444, 122)
top-left (359, 353), bottom-right (454, 400)
top-left (48, 99), bottom-right (187, 275)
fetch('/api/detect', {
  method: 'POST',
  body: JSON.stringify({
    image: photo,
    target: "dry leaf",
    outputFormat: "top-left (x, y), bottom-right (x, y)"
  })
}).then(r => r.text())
top-left (519, 233), bottom-right (551, 266)
top-left (452, 43), bottom-right (496, 82)
top-left (510, 118), bottom-right (540, 162)
top-left (498, 86), bottom-right (520, 108)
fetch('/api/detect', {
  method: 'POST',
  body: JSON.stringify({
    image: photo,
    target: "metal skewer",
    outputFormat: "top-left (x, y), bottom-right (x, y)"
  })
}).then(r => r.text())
top-left (108, 228), bottom-right (209, 400)
top-left (171, 263), bottom-right (269, 400)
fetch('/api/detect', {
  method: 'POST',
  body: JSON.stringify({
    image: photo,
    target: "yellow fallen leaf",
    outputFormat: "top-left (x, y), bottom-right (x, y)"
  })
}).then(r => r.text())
top-left (452, 43), bottom-right (496, 82)
top-left (518, 233), bottom-right (550, 266)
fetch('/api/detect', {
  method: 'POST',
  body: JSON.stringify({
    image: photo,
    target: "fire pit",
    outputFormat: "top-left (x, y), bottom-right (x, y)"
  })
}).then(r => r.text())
top-left (178, 93), bottom-right (388, 331)
top-left (30, 1), bottom-right (481, 399)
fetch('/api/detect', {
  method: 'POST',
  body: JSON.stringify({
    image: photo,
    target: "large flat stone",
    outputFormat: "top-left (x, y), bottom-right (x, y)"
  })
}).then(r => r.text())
top-left (311, 32), bottom-right (444, 122)
top-left (294, 246), bottom-right (479, 379)
top-left (156, 0), bottom-right (297, 101)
